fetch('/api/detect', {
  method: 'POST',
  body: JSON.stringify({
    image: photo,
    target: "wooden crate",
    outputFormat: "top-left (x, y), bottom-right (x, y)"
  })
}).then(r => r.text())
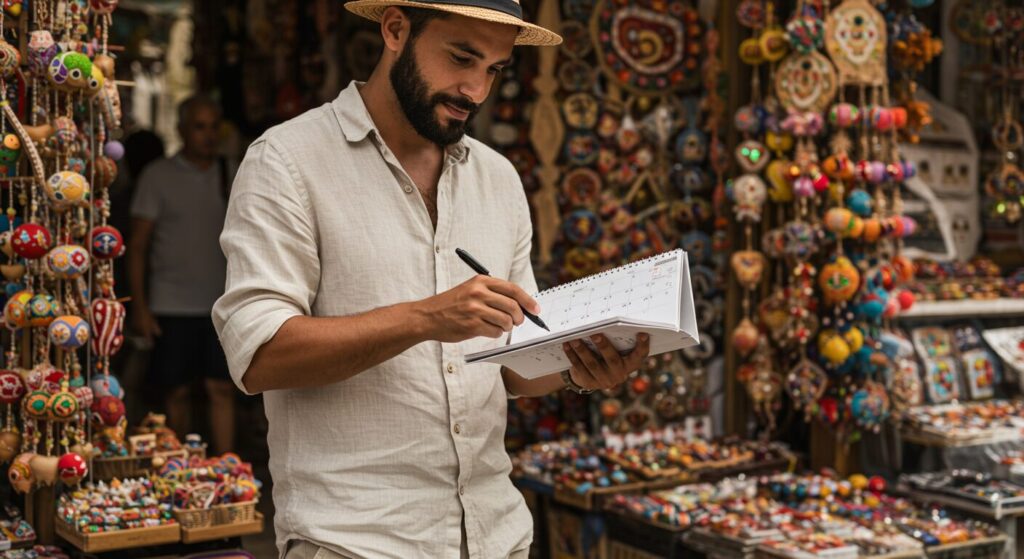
top-left (554, 481), bottom-right (648, 511)
top-left (926, 536), bottom-right (1008, 559)
top-left (180, 513), bottom-right (263, 544)
top-left (55, 520), bottom-right (180, 553)
top-left (604, 510), bottom-right (689, 559)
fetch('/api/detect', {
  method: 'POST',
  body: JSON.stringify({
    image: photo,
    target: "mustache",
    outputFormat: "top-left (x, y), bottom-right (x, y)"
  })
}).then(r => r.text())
top-left (432, 93), bottom-right (479, 114)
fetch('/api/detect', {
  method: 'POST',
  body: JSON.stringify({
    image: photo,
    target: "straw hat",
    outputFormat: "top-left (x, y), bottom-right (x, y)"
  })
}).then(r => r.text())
top-left (344, 0), bottom-right (562, 46)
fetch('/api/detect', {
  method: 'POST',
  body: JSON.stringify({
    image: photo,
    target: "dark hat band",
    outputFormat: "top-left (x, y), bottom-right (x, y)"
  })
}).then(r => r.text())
top-left (407, 0), bottom-right (523, 19)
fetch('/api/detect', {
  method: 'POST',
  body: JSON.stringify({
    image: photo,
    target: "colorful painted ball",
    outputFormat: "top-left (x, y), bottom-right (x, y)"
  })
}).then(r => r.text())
top-left (732, 318), bottom-right (761, 357)
top-left (45, 171), bottom-right (90, 211)
top-left (824, 208), bottom-right (856, 236)
top-left (844, 328), bottom-right (865, 352)
top-left (22, 390), bottom-right (49, 419)
top-left (46, 244), bottom-right (90, 279)
top-left (90, 225), bottom-right (124, 260)
top-left (46, 391), bottom-right (78, 421)
top-left (57, 452), bottom-right (87, 484)
top-left (0, 39), bottom-right (19, 79)
top-left (3, 289), bottom-right (31, 328)
top-left (91, 395), bottom-right (125, 426)
top-left (819, 257), bottom-right (861, 303)
top-left (11, 223), bottom-right (51, 259)
top-left (859, 288), bottom-right (888, 320)
top-left (104, 141), bottom-right (124, 161)
top-left (90, 374), bottom-right (123, 399)
top-left (48, 315), bottom-right (90, 349)
top-left (785, 14), bottom-right (824, 54)
top-left (0, 371), bottom-right (23, 404)
top-left (846, 190), bottom-right (873, 217)
top-left (733, 105), bottom-right (760, 134)
top-left (27, 294), bottom-right (59, 327)
top-left (897, 290), bottom-right (916, 311)
top-left (819, 331), bottom-right (851, 365)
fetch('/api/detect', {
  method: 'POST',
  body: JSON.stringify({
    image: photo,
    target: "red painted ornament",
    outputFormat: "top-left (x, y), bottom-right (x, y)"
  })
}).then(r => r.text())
top-left (11, 223), bottom-right (51, 259)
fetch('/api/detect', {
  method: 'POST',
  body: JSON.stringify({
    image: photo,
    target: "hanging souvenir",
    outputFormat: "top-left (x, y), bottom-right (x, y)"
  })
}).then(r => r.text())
top-left (824, 0), bottom-right (887, 86)
top-left (774, 51), bottom-right (838, 114)
top-left (590, 0), bottom-right (702, 95)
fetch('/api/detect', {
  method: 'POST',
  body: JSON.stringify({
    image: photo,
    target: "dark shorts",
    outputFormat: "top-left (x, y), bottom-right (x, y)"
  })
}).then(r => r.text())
top-left (149, 316), bottom-right (231, 388)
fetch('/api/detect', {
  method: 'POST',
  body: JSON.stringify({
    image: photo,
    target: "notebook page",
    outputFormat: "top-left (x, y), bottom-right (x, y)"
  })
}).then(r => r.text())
top-left (510, 250), bottom-right (683, 345)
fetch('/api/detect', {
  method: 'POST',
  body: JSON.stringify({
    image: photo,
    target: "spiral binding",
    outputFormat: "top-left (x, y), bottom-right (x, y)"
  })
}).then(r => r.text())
top-left (536, 248), bottom-right (685, 297)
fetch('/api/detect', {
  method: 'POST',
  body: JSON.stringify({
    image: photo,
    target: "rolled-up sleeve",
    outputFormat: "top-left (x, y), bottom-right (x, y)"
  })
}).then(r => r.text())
top-left (212, 137), bottom-right (320, 395)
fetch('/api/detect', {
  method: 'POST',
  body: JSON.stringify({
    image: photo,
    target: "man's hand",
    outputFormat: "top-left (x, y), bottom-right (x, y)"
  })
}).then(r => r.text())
top-left (562, 333), bottom-right (650, 391)
top-left (416, 275), bottom-right (541, 343)
top-left (132, 307), bottom-right (162, 344)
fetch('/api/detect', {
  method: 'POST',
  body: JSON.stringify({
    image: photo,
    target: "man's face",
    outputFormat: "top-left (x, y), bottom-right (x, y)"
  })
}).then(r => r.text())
top-left (181, 105), bottom-right (221, 159)
top-left (389, 13), bottom-right (517, 146)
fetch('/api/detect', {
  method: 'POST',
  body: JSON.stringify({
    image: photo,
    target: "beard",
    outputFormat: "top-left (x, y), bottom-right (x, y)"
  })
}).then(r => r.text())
top-left (390, 41), bottom-right (479, 147)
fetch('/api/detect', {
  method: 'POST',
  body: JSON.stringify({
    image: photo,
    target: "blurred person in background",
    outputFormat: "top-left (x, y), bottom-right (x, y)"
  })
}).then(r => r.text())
top-left (128, 94), bottom-right (236, 454)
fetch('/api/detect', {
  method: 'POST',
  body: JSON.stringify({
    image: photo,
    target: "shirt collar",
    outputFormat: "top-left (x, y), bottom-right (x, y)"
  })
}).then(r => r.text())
top-left (332, 81), bottom-right (471, 164)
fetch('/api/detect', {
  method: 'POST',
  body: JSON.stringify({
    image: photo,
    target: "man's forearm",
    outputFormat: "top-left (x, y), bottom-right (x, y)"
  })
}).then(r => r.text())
top-left (241, 301), bottom-right (433, 393)
top-left (501, 366), bottom-right (565, 398)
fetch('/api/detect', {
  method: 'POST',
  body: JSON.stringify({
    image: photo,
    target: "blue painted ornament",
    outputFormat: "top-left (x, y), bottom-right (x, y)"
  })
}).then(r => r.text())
top-left (846, 189), bottom-right (873, 217)
top-left (90, 374), bottom-right (124, 400)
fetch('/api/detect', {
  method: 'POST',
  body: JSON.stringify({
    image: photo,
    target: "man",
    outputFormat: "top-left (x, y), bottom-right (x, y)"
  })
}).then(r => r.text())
top-left (129, 95), bottom-right (236, 455)
top-left (213, 2), bottom-right (650, 558)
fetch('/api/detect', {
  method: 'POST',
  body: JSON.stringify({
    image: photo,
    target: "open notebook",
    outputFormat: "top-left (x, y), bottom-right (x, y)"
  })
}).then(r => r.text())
top-left (465, 249), bottom-right (700, 379)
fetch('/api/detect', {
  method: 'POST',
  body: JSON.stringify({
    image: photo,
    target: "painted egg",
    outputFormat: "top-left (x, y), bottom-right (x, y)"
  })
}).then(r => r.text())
top-left (824, 208), bottom-right (856, 237)
top-left (861, 218), bottom-right (882, 243)
top-left (49, 315), bottom-right (90, 349)
top-left (3, 289), bottom-right (32, 328)
top-left (104, 140), bottom-right (124, 161)
top-left (0, 39), bottom-right (18, 80)
top-left (90, 374), bottom-right (123, 399)
top-left (47, 391), bottom-right (78, 421)
top-left (22, 390), bottom-right (50, 419)
top-left (27, 31), bottom-right (55, 77)
top-left (47, 244), bottom-right (90, 279)
top-left (0, 371), bottom-right (24, 404)
top-left (91, 395), bottom-right (125, 426)
top-left (0, 430), bottom-right (20, 462)
top-left (90, 298), bottom-right (125, 357)
top-left (91, 156), bottom-right (118, 190)
top-left (45, 171), bottom-right (90, 211)
top-left (732, 318), bottom-right (761, 357)
top-left (844, 327), bottom-right (864, 352)
top-left (27, 293), bottom-right (60, 327)
top-left (8, 455), bottom-right (33, 493)
top-left (11, 223), bottom-right (51, 259)
top-left (57, 452), bottom-right (87, 485)
top-left (819, 257), bottom-right (860, 303)
top-left (846, 189), bottom-right (873, 217)
top-left (72, 385), bottom-right (93, 409)
top-left (90, 225), bottom-right (124, 260)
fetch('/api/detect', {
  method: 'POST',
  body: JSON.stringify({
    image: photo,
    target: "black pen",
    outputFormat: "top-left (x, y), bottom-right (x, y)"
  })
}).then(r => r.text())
top-left (455, 248), bottom-right (549, 331)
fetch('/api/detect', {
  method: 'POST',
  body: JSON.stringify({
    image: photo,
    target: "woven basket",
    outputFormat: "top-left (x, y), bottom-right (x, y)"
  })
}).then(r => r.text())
top-left (212, 501), bottom-right (257, 525)
top-left (174, 507), bottom-right (215, 530)
top-left (91, 456), bottom-right (150, 481)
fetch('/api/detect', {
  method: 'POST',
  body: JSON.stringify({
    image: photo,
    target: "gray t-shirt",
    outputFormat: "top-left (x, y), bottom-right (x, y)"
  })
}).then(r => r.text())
top-left (130, 154), bottom-right (231, 316)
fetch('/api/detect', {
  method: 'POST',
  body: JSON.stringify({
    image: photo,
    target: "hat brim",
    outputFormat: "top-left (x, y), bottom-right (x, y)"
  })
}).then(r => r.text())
top-left (344, 0), bottom-right (563, 46)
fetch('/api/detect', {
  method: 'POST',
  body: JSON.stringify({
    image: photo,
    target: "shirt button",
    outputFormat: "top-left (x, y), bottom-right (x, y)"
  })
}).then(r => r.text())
top-left (459, 485), bottom-right (465, 496)
top-left (403, 185), bottom-right (413, 194)
top-left (435, 246), bottom-right (441, 254)
top-left (447, 363), bottom-right (455, 374)
top-left (453, 423), bottom-right (462, 434)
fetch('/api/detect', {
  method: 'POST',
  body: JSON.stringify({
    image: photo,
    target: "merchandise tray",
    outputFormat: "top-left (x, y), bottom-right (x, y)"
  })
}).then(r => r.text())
top-left (55, 519), bottom-right (180, 553)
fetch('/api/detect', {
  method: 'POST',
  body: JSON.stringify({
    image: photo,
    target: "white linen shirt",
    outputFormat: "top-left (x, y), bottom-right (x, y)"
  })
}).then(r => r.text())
top-left (213, 81), bottom-right (538, 559)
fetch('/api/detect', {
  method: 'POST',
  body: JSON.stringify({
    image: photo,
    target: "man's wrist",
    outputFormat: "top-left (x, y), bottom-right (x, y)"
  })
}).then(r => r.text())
top-left (560, 369), bottom-right (593, 394)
